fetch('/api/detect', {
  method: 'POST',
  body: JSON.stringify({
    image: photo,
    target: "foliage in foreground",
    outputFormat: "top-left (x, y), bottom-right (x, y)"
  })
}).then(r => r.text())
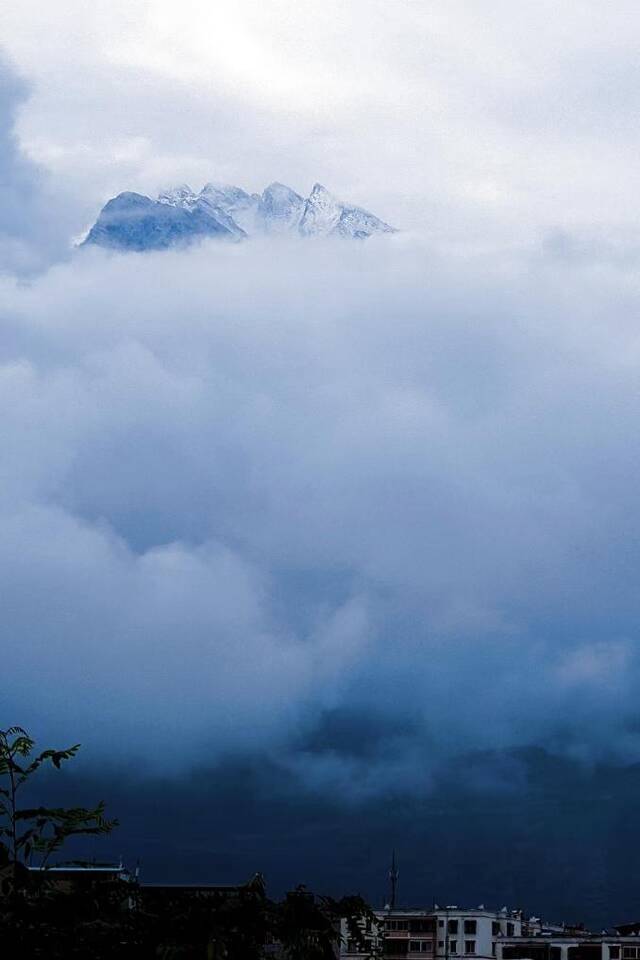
top-left (0, 725), bottom-right (377, 959)
top-left (0, 724), bottom-right (116, 888)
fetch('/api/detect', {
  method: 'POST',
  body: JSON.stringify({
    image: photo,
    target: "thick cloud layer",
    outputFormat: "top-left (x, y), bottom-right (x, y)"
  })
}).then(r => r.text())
top-left (3, 234), bottom-right (640, 791)
top-left (0, 54), bottom-right (71, 273)
top-left (37, 748), bottom-right (640, 927)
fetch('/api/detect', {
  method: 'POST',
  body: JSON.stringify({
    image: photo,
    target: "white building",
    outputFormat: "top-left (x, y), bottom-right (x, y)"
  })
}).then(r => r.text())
top-left (338, 902), bottom-right (611, 960)
top-left (431, 907), bottom-right (523, 960)
top-left (494, 935), bottom-right (640, 960)
top-left (340, 907), bottom-right (437, 959)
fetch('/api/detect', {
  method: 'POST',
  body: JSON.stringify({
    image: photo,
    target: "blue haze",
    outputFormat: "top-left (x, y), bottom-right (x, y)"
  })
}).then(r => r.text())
top-left (2, 50), bottom-right (640, 926)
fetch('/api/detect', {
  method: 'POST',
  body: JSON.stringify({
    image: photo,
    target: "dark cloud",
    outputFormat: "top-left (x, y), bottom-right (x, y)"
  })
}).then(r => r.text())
top-left (29, 747), bottom-right (640, 928)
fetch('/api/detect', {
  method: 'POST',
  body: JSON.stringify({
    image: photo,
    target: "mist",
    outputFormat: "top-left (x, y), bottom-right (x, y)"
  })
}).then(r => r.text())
top-left (1, 231), bottom-right (640, 797)
top-left (3, 17), bottom-right (640, 920)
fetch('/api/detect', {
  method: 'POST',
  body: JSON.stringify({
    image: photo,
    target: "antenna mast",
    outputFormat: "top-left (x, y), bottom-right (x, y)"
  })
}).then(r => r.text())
top-left (389, 850), bottom-right (399, 910)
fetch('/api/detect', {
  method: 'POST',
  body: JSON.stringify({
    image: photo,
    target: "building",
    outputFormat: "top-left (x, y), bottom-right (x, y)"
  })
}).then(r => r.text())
top-left (140, 880), bottom-right (255, 900)
top-left (27, 860), bottom-right (134, 893)
top-left (336, 897), bottom-right (616, 960)
top-left (340, 907), bottom-right (441, 960)
top-left (139, 873), bottom-right (266, 914)
top-left (380, 909), bottom-right (437, 959)
top-left (432, 906), bottom-right (523, 960)
top-left (522, 920), bottom-right (587, 938)
top-left (340, 908), bottom-right (436, 960)
top-left (338, 903), bottom-right (535, 960)
top-left (495, 934), bottom-right (640, 960)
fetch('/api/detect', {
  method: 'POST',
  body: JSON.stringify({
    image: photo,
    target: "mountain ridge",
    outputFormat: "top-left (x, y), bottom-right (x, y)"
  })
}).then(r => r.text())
top-left (83, 181), bottom-right (396, 251)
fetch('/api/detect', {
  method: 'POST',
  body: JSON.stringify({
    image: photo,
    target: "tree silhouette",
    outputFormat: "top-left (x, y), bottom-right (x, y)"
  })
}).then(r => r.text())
top-left (0, 725), bottom-right (122, 958)
top-left (0, 725), bottom-right (378, 959)
top-left (0, 725), bottom-right (116, 890)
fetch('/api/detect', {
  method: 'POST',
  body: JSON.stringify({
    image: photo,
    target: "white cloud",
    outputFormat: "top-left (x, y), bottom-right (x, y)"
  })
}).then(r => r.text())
top-left (3, 1), bottom-right (640, 246)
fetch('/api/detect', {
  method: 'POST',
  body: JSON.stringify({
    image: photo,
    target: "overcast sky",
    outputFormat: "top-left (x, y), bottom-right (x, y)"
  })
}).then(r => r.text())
top-left (3, 0), bottom-right (640, 242)
top-left (3, 0), bottom-right (640, 924)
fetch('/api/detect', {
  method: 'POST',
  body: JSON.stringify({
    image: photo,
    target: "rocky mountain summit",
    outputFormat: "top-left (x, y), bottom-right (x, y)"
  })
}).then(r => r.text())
top-left (83, 181), bottom-right (396, 251)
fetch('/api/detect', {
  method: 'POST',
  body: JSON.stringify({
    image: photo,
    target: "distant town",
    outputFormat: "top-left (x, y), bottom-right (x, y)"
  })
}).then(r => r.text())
top-left (36, 857), bottom-right (640, 960)
top-left (339, 900), bottom-right (638, 960)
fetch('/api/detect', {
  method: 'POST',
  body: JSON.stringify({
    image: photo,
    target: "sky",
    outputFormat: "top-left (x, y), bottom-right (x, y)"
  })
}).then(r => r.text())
top-left (2, 0), bottom-right (640, 927)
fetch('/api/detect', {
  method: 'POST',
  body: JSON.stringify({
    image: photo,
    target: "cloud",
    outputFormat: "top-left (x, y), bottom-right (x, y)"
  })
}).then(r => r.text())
top-left (0, 53), bottom-right (71, 273)
top-left (4, 0), bottom-right (640, 916)
top-left (34, 745), bottom-right (640, 926)
top-left (3, 232), bottom-right (640, 789)
top-left (4, 1), bottom-right (640, 247)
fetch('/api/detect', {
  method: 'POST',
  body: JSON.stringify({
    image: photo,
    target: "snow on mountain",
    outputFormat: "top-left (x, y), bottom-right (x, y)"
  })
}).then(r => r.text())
top-left (82, 192), bottom-right (236, 251)
top-left (83, 181), bottom-right (396, 251)
top-left (194, 198), bottom-right (247, 240)
top-left (199, 182), bottom-right (259, 213)
top-left (198, 183), bottom-right (258, 236)
top-left (299, 183), bottom-right (343, 237)
top-left (332, 202), bottom-right (397, 240)
top-left (299, 183), bottom-right (396, 239)
top-left (156, 183), bottom-right (248, 239)
top-left (157, 184), bottom-right (197, 207)
top-left (258, 182), bottom-right (306, 234)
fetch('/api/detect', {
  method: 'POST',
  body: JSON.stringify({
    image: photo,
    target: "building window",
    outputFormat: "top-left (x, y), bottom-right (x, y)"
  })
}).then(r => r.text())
top-left (465, 922), bottom-right (477, 936)
top-left (492, 946), bottom-right (496, 957)
top-left (451, 942), bottom-right (458, 954)
top-left (409, 943), bottom-right (433, 954)
top-left (439, 943), bottom-right (445, 949)
top-left (449, 922), bottom-right (459, 935)
top-left (610, 950), bottom-right (620, 960)
top-left (465, 943), bottom-right (476, 955)
top-left (439, 921), bottom-right (445, 928)
top-left (492, 924), bottom-right (501, 937)
top-left (622, 949), bottom-right (638, 959)
top-left (506, 925), bottom-right (514, 937)
top-left (385, 943), bottom-right (409, 956)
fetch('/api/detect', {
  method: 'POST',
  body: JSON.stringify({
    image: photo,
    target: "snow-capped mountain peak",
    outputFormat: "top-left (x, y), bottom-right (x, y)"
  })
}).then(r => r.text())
top-left (197, 182), bottom-right (259, 234)
top-left (263, 181), bottom-right (302, 198)
top-left (258, 182), bottom-right (305, 233)
top-left (157, 182), bottom-right (248, 238)
top-left (157, 184), bottom-right (197, 206)
top-left (83, 179), bottom-right (396, 251)
top-left (82, 190), bottom-right (236, 251)
top-left (200, 182), bottom-right (257, 206)
top-left (299, 183), bottom-right (343, 237)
